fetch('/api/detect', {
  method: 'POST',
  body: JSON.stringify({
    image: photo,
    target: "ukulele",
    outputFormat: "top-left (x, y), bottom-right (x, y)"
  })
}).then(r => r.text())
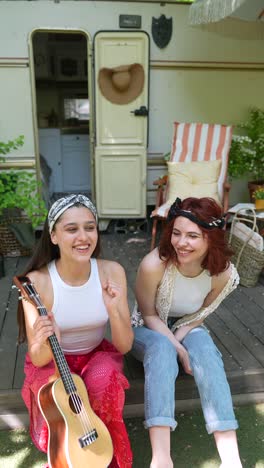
top-left (14, 275), bottom-right (113, 468)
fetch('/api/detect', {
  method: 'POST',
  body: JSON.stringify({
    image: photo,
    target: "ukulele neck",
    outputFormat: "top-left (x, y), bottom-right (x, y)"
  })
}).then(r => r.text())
top-left (36, 304), bottom-right (77, 395)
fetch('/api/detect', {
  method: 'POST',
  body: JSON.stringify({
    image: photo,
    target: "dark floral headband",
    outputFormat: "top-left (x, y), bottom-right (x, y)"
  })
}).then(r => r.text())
top-left (167, 198), bottom-right (225, 230)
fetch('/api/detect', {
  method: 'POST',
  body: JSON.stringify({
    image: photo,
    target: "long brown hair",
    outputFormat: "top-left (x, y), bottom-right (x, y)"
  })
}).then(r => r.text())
top-left (17, 205), bottom-right (101, 344)
top-left (159, 197), bottom-right (233, 275)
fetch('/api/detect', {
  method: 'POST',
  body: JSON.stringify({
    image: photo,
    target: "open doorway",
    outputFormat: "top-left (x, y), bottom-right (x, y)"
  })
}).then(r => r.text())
top-left (31, 30), bottom-right (92, 207)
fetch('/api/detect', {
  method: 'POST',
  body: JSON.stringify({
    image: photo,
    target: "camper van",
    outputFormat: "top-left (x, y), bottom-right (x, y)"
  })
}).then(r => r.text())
top-left (0, 0), bottom-right (264, 227)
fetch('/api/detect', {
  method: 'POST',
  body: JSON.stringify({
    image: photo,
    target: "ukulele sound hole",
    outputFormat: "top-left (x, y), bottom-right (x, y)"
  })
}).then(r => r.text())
top-left (69, 394), bottom-right (82, 414)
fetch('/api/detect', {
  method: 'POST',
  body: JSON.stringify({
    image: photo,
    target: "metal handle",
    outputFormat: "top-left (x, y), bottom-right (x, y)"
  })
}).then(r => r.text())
top-left (130, 105), bottom-right (148, 117)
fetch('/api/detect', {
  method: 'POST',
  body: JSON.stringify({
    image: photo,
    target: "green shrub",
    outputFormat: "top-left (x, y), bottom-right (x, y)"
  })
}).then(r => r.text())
top-left (229, 108), bottom-right (264, 181)
top-left (0, 136), bottom-right (47, 228)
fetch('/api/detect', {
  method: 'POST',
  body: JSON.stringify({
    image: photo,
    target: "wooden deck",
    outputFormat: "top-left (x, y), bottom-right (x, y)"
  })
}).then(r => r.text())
top-left (1, 231), bottom-right (264, 430)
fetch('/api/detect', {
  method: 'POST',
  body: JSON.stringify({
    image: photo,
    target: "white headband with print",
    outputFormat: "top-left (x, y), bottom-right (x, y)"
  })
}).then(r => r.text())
top-left (48, 194), bottom-right (98, 234)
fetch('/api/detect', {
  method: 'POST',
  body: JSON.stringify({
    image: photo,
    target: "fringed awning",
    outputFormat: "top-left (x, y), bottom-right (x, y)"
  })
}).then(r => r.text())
top-left (188, 0), bottom-right (264, 40)
top-left (189, 0), bottom-right (258, 25)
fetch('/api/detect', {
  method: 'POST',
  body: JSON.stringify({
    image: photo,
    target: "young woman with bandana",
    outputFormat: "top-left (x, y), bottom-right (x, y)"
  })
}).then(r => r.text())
top-left (131, 197), bottom-right (242, 468)
top-left (17, 194), bottom-right (133, 468)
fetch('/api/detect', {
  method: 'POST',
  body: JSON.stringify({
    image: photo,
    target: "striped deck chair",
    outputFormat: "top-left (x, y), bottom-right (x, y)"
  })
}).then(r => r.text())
top-left (150, 122), bottom-right (233, 250)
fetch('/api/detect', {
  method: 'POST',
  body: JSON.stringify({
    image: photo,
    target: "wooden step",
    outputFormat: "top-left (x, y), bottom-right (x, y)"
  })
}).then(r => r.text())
top-left (1, 369), bottom-right (264, 430)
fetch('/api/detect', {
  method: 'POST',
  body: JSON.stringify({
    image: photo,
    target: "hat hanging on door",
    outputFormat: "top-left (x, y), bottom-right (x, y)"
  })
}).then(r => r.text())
top-left (98, 63), bottom-right (145, 105)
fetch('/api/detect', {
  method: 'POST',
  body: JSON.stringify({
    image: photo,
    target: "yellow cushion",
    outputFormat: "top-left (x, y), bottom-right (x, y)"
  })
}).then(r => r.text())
top-left (166, 160), bottom-right (222, 205)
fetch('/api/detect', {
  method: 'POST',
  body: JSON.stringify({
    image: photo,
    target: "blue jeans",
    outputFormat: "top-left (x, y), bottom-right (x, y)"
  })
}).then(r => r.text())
top-left (131, 325), bottom-right (239, 434)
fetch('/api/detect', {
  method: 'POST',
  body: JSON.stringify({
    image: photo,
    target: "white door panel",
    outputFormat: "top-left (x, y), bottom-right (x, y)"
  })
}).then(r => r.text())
top-left (97, 104), bottom-right (146, 146)
top-left (95, 147), bottom-right (146, 217)
top-left (94, 31), bottom-right (149, 218)
top-left (95, 32), bottom-right (149, 147)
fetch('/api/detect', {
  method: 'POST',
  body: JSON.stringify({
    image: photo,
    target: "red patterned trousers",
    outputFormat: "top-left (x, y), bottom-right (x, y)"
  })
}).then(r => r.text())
top-left (22, 339), bottom-right (133, 468)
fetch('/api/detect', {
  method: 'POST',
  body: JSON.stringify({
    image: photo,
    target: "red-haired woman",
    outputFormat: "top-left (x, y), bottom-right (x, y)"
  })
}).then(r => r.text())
top-left (131, 197), bottom-right (242, 468)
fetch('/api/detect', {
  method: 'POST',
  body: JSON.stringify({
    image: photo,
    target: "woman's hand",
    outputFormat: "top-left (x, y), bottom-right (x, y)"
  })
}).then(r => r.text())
top-left (175, 341), bottom-right (192, 375)
top-left (32, 312), bottom-right (60, 347)
top-left (102, 275), bottom-right (133, 354)
top-left (102, 280), bottom-right (123, 316)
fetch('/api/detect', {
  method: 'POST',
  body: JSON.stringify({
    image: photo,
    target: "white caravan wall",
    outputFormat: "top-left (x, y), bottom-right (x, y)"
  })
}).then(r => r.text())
top-left (0, 1), bottom-right (264, 204)
top-left (149, 68), bottom-right (264, 154)
top-left (0, 2), bottom-right (263, 60)
top-left (0, 66), bottom-right (34, 158)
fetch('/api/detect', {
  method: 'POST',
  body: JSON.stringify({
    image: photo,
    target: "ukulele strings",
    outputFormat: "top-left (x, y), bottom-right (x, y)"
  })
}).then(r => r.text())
top-left (27, 284), bottom-right (97, 437)
top-left (49, 329), bottom-right (96, 435)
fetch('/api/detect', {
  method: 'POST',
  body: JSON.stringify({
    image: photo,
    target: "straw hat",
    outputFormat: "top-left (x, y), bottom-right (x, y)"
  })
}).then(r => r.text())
top-left (98, 63), bottom-right (145, 105)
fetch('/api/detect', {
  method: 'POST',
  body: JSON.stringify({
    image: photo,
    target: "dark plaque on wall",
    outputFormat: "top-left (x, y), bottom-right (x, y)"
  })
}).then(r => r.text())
top-left (152, 14), bottom-right (173, 49)
top-left (119, 15), bottom-right (142, 29)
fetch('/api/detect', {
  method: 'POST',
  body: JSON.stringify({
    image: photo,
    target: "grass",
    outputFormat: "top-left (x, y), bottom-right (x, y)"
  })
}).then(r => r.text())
top-left (0, 403), bottom-right (263, 467)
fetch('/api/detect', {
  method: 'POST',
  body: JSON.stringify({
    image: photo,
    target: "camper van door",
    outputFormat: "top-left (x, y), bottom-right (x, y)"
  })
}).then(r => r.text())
top-left (94, 31), bottom-right (149, 219)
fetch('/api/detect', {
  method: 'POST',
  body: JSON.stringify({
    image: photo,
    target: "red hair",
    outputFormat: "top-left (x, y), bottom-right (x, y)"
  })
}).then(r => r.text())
top-left (158, 197), bottom-right (233, 276)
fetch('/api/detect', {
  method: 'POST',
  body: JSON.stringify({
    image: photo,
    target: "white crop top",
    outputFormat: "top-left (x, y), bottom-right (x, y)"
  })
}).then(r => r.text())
top-left (169, 268), bottom-right (212, 317)
top-left (48, 258), bottom-right (108, 354)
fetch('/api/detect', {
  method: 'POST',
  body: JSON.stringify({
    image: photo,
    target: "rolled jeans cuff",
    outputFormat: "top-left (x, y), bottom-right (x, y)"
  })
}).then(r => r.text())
top-left (143, 416), bottom-right (177, 431)
top-left (206, 419), bottom-right (239, 435)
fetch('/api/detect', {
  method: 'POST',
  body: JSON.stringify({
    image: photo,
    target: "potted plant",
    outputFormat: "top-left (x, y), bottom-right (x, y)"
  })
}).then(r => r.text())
top-left (0, 135), bottom-right (47, 256)
top-left (252, 186), bottom-right (264, 211)
top-left (228, 108), bottom-right (264, 200)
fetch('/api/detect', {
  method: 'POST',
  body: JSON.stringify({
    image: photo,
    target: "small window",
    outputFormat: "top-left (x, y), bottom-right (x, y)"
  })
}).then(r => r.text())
top-left (63, 98), bottom-right (90, 121)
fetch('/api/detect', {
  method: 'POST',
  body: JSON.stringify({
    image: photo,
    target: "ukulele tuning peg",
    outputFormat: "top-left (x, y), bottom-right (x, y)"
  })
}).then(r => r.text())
top-left (12, 285), bottom-right (20, 291)
top-left (19, 294), bottom-right (27, 300)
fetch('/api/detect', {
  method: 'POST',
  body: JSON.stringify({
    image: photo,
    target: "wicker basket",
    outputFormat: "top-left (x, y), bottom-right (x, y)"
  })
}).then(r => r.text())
top-left (228, 209), bottom-right (264, 287)
top-left (0, 217), bottom-right (33, 257)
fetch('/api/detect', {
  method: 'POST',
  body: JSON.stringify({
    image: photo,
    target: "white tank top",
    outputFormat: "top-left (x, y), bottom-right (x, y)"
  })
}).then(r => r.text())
top-left (48, 258), bottom-right (108, 354)
top-left (169, 268), bottom-right (212, 317)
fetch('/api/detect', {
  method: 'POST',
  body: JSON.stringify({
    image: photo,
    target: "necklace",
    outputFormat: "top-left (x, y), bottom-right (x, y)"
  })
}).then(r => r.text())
top-left (177, 264), bottom-right (204, 278)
